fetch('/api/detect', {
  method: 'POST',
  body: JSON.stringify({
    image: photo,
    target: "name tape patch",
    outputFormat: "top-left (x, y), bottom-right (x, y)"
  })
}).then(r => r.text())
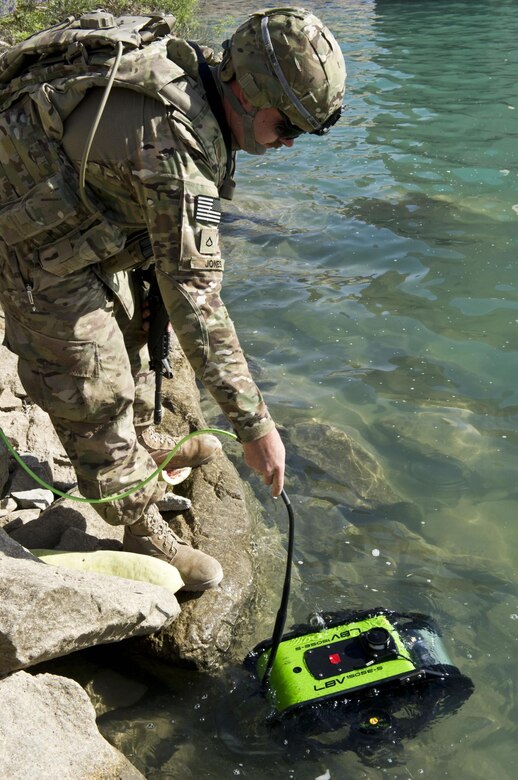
top-left (195, 195), bottom-right (221, 226)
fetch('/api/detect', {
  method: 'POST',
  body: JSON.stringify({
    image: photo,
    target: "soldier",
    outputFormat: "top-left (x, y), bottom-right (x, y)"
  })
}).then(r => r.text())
top-left (0, 7), bottom-right (346, 590)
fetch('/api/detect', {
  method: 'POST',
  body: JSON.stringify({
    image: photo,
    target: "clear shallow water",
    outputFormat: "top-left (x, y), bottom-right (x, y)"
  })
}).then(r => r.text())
top-left (95, 1), bottom-right (517, 777)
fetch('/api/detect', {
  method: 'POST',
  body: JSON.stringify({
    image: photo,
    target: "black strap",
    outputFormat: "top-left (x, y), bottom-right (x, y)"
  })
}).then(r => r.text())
top-left (189, 41), bottom-right (236, 200)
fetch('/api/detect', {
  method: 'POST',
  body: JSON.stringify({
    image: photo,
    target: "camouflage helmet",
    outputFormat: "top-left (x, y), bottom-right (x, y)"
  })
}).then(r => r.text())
top-left (220, 7), bottom-right (346, 134)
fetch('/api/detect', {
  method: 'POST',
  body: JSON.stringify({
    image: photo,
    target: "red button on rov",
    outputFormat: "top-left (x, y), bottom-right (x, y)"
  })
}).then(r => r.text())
top-left (328, 653), bottom-right (341, 665)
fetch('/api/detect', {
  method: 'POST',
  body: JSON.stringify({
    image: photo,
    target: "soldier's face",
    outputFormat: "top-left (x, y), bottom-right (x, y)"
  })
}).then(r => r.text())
top-left (252, 108), bottom-right (296, 149)
top-left (226, 81), bottom-right (299, 151)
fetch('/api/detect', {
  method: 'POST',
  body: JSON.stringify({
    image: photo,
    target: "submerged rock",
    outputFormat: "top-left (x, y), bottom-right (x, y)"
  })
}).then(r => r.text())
top-left (287, 420), bottom-right (401, 509)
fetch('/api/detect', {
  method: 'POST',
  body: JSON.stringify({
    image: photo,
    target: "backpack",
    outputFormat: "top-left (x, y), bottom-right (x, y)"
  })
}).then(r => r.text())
top-left (0, 10), bottom-right (221, 277)
top-left (0, 10), bottom-right (211, 139)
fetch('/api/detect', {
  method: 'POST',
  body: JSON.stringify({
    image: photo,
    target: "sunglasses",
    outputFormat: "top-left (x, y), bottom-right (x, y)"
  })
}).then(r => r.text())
top-left (275, 105), bottom-right (343, 140)
top-left (275, 112), bottom-right (305, 140)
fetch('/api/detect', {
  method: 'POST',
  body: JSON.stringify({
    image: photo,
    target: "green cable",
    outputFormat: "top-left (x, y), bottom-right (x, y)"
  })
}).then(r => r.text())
top-left (0, 426), bottom-right (237, 504)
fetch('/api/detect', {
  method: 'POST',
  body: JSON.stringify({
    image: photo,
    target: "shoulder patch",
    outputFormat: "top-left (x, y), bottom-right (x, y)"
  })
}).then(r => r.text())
top-left (195, 195), bottom-right (221, 225)
top-left (199, 226), bottom-right (219, 255)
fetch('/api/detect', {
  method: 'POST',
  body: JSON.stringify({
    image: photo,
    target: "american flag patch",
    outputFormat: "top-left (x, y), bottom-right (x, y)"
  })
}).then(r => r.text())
top-left (195, 195), bottom-right (221, 225)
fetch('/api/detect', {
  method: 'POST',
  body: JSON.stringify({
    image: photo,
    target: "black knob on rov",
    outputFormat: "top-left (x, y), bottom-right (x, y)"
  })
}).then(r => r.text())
top-left (363, 627), bottom-right (391, 653)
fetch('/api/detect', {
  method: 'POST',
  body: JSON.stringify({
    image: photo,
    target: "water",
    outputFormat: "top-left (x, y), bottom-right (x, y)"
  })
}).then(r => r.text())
top-left (91, 1), bottom-right (518, 777)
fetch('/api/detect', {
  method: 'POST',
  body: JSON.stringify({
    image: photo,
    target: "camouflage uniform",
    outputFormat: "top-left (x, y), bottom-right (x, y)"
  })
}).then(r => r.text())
top-left (0, 9), bottom-right (345, 528)
top-left (0, 23), bottom-right (274, 526)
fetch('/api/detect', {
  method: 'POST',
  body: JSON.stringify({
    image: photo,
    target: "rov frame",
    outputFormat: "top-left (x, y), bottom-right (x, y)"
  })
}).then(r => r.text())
top-left (245, 607), bottom-right (470, 715)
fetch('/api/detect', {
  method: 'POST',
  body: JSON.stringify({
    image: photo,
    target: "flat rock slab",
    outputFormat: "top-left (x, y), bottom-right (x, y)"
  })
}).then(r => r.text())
top-left (0, 671), bottom-right (144, 780)
top-left (11, 487), bottom-right (54, 510)
top-left (0, 533), bottom-right (180, 676)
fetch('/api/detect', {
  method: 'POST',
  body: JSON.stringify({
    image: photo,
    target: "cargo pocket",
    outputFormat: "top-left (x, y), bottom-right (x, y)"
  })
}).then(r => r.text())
top-left (0, 172), bottom-right (80, 246)
top-left (38, 213), bottom-right (126, 277)
top-left (4, 313), bottom-right (119, 424)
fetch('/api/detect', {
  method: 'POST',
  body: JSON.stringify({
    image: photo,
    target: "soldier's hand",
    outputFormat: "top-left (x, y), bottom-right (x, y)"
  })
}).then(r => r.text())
top-left (141, 296), bottom-right (172, 334)
top-left (242, 428), bottom-right (285, 497)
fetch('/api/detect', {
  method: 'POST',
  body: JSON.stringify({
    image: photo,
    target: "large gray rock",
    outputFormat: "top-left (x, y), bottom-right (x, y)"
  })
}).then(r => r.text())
top-left (0, 670), bottom-right (144, 780)
top-left (0, 531), bottom-right (181, 676)
top-left (137, 341), bottom-right (266, 670)
top-left (142, 457), bottom-right (256, 670)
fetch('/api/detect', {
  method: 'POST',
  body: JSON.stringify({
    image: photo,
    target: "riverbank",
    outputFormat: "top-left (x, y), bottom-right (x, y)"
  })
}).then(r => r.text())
top-left (0, 301), bottom-right (266, 778)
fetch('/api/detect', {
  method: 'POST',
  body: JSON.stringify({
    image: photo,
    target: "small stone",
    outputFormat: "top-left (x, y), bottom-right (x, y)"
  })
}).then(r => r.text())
top-left (3, 509), bottom-right (40, 527)
top-left (3, 508), bottom-right (41, 534)
top-left (155, 492), bottom-right (192, 513)
top-left (0, 388), bottom-right (23, 411)
top-left (10, 453), bottom-right (53, 495)
top-left (2, 516), bottom-right (23, 533)
top-left (12, 489), bottom-right (54, 510)
top-left (0, 497), bottom-right (17, 518)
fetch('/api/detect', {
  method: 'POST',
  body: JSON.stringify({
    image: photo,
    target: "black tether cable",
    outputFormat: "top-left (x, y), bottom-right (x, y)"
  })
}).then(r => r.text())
top-left (260, 488), bottom-right (295, 692)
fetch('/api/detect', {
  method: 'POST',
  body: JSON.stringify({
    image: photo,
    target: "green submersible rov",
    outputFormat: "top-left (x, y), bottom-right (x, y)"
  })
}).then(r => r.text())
top-left (244, 492), bottom-right (473, 747)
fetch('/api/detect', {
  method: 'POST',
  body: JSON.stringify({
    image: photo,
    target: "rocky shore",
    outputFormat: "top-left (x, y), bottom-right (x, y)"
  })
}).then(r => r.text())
top-left (0, 298), bottom-right (408, 777)
top-left (0, 302), bottom-right (267, 779)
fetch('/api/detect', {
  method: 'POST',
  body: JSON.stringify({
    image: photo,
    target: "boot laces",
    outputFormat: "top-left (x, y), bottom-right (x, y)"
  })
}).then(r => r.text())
top-left (144, 426), bottom-right (178, 449)
top-left (141, 508), bottom-right (186, 558)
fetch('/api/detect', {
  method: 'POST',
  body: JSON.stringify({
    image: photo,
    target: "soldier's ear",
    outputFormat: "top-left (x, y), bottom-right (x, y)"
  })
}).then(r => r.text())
top-left (230, 79), bottom-right (254, 112)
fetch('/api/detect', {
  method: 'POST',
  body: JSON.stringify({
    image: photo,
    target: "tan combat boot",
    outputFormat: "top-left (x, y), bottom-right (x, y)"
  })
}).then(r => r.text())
top-left (123, 505), bottom-right (223, 592)
top-left (138, 426), bottom-right (222, 470)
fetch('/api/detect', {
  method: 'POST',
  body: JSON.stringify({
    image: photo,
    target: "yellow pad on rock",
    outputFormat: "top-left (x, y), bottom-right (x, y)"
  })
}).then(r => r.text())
top-left (30, 549), bottom-right (184, 594)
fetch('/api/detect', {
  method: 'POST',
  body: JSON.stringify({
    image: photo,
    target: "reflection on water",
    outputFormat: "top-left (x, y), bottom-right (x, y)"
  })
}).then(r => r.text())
top-left (89, 1), bottom-right (518, 777)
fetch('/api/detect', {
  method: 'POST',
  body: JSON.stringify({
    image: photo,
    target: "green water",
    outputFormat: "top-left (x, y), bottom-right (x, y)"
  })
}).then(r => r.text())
top-left (95, 1), bottom-right (517, 777)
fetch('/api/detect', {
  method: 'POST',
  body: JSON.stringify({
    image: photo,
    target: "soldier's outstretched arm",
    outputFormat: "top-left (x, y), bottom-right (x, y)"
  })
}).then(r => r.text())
top-left (130, 102), bottom-right (285, 487)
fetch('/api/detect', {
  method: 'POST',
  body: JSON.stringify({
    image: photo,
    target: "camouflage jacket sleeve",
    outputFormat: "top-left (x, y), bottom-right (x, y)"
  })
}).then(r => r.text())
top-left (130, 108), bottom-right (275, 443)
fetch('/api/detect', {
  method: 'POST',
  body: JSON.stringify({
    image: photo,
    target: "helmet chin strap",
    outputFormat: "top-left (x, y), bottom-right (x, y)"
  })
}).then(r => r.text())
top-left (219, 79), bottom-right (267, 156)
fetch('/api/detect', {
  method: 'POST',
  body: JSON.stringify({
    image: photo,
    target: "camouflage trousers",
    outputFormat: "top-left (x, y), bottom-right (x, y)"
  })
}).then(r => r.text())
top-left (0, 247), bottom-right (166, 526)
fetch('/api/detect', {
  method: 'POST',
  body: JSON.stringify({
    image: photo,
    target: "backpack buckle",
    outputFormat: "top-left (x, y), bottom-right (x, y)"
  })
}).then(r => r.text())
top-left (65, 41), bottom-right (88, 65)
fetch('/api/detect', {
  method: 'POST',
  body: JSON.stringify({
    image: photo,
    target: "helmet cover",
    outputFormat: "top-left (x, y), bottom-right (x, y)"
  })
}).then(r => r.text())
top-left (220, 7), bottom-right (346, 134)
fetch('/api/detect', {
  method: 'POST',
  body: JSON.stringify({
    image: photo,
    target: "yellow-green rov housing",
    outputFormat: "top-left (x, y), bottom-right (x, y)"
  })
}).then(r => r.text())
top-left (245, 607), bottom-right (473, 735)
